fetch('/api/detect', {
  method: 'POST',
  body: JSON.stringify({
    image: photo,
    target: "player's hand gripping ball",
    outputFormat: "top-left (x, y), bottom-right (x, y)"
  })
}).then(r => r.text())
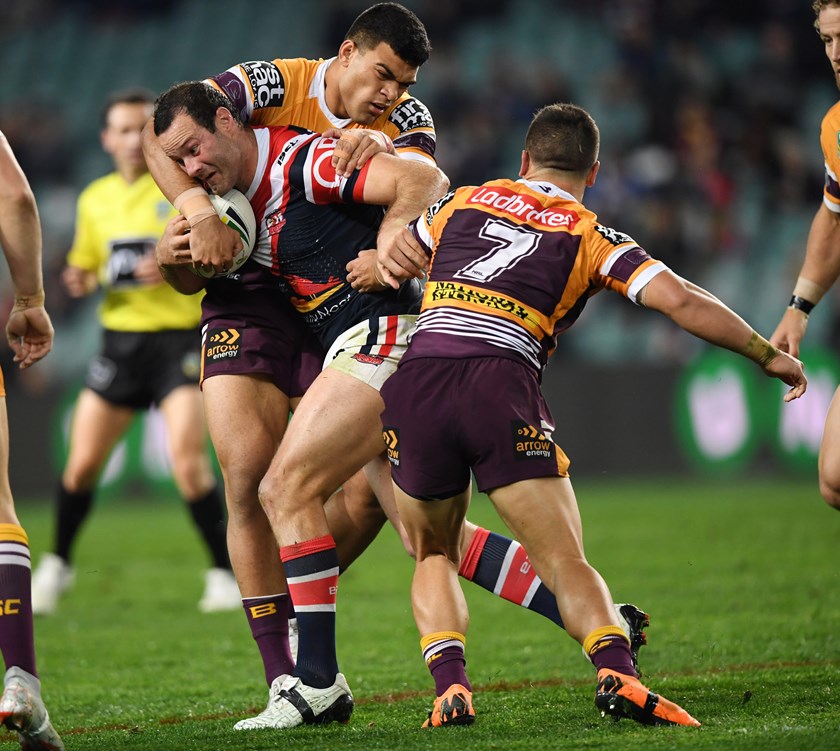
top-left (194, 189), bottom-right (257, 278)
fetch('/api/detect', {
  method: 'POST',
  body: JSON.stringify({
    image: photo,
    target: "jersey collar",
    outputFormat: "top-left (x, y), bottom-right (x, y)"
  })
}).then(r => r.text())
top-left (517, 178), bottom-right (577, 202)
top-left (312, 58), bottom-right (352, 129)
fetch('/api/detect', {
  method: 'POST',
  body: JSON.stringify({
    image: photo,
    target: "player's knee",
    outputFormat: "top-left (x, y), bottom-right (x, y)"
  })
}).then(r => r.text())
top-left (818, 477), bottom-right (840, 510)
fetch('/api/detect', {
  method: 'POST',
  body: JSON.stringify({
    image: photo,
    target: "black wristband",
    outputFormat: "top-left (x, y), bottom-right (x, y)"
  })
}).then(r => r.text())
top-left (789, 295), bottom-right (815, 315)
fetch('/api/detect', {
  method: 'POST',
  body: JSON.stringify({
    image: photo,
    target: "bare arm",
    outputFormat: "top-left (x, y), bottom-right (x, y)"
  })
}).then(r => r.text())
top-left (770, 203), bottom-right (840, 356)
top-left (357, 155), bottom-right (448, 289)
top-left (0, 133), bottom-right (54, 368)
top-left (640, 269), bottom-right (806, 401)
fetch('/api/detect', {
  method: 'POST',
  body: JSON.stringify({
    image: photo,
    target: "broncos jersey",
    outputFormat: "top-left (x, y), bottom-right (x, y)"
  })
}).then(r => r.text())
top-left (244, 125), bottom-right (422, 349)
top-left (404, 178), bottom-right (668, 374)
top-left (207, 57), bottom-right (435, 165)
top-left (820, 100), bottom-right (840, 214)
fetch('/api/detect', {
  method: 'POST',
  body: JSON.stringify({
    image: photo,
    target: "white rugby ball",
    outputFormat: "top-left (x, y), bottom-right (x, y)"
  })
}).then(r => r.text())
top-left (194, 189), bottom-right (257, 278)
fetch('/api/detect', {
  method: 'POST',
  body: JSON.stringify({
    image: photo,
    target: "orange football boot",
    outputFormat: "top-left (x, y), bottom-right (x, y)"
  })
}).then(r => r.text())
top-left (422, 683), bottom-right (475, 728)
top-left (595, 668), bottom-right (700, 727)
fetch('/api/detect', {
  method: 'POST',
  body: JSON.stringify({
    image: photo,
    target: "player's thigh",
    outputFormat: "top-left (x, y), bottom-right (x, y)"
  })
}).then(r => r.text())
top-left (489, 476), bottom-right (586, 576)
top-left (819, 385), bottom-right (840, 488)
top-left (271, 368), bottom-right (385, 498)
top-left (202, 373), bottom-right (290, 487)
top-left (64, 388), bottom-right (135, 474)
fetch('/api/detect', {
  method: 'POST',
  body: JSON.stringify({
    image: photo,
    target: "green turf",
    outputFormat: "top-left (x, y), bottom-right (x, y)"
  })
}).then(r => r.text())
top-left (2, 478), bottom-right (838, 750)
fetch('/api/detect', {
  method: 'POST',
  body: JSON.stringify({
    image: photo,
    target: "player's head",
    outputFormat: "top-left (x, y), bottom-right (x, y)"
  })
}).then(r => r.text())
top-left (522, 103), bottom-right (600, 187)
top-left (335, 3), bottom-right (431, 124)
top-left (814, 0), bottom-right (840, 89)
top-left (153, 81), bottom-right (250, 195)
top-left (100, 88), bottom-right (155, 178)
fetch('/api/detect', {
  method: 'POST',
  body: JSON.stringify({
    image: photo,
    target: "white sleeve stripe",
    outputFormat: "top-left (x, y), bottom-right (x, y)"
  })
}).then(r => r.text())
top-left (627, 262), bottom-right (667, 304)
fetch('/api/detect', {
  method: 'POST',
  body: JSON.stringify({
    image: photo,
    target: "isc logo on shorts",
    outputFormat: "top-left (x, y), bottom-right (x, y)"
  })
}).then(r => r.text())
top-left (511, 420), bottom-right (554, 461)
top-left (382, 427), bottom-right (400, 467)
top-left (205, 328), bottom-right (242, 361)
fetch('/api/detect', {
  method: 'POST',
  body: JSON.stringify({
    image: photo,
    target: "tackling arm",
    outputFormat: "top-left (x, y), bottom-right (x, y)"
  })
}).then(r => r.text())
top-left (359, 155), bottom-right (448, 289)
top-left (639, 269), bottom-right (807, 401)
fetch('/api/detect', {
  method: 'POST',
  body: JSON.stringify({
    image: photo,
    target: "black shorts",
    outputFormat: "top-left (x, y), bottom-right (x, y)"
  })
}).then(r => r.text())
top-left (85, 328), bottom-right (201, 410)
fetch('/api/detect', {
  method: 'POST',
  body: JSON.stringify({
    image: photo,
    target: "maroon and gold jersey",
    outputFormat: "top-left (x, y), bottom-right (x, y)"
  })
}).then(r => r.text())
top-left (207, 57), bottom-right (435, 165)
top-left (820, 100), bottom-right (840, 213)
top-left (405, 178), bottom-right (667, 373)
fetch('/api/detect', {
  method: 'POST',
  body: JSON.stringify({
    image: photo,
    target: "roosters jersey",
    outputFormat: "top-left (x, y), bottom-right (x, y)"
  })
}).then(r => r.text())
top-left (207, 57), bottom-right (435, 165)
top-left (820, 100), bottom-right (840, 213)
top-left (404, 178), bottom-right (667, 374)
top-left (68, 172), bottom-right (203, 332)
top-left (244, 126), bottom-right (422, 349)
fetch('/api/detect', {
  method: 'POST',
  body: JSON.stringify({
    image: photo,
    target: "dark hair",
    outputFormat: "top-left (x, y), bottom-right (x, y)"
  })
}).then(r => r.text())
top-left (153, 81), bottom-right (240, 136)
top-left (525, 103), bottom-right (600, 175)
top-left (345, 3), bottom-right (431, 67)
top-left (100, 87), bottom-right (155, 129)
top-left (814, 0), bottom-right (840, 30)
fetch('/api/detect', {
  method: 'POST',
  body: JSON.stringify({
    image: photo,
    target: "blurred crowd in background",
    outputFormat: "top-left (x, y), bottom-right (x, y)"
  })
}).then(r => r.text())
top-left (0, 0), bottom-right (836, 394)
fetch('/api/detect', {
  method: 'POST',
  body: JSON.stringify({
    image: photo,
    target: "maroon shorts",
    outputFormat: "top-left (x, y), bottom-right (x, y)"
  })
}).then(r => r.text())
top-left (200, 265), bottom-right (324, 398)
top-left (380, 356), bottom-right (570, 500)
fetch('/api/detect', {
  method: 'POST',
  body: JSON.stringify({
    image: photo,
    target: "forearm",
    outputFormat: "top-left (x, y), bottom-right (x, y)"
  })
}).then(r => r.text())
top-left (794, 204), bottom-right (840, 298)
top-left (0, 185), bottom-right (44, 298)
top-left (643, 271), bottom-right (777, 366)
top-left (378, 164), bottom-right (448, 238)
top-left (158, 264), bottom-right (207, 295)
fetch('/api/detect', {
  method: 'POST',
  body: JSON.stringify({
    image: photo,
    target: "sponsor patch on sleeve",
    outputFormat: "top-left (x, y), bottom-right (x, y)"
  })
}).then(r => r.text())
top-left (240, 61), bottom-right (286, 109)
top-left (388, 98), bottom-right (434, 134)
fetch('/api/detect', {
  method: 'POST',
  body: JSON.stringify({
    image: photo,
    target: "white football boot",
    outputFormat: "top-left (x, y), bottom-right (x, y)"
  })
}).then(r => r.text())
top-left (30, 554), bottom-right (74, 616)
top-left (198, 568), bottom-right (241, 612)
top-left (234, 673), bottom-right (353, 730)
top-left (0, 667), bottom-right (64, 750)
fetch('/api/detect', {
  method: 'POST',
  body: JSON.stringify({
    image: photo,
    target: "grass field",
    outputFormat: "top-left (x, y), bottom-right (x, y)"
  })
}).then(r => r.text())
top-left (2, 478), bottom-right (838, 750)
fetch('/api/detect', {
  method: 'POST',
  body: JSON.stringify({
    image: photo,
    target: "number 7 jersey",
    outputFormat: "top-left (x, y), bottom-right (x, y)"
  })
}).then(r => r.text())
top-left (405, 178), bottom-right (668, 374)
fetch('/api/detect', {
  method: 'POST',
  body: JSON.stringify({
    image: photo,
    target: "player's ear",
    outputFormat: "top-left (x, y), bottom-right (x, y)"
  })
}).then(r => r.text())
top-left (586, 160), bottom-right (600, 187)
top-left (338, 39), bottom-right (357, 67)
top-left (519, 150), bottom-right (530, 177)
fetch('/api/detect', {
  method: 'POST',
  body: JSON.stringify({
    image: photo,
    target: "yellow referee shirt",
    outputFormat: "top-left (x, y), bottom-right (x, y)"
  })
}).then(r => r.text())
top-left (67, 171), bottom-right (202, 332)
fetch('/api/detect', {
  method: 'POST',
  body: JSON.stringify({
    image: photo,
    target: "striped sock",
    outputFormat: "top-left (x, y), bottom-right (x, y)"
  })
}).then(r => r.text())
top-left (421, 631), bottom-right (470, 695)
top-left (280, 534), bottom-right (339, 689)
top-left (459, 528), bottom-right (564, 629)
top-left (0, 524), bottom-right (36, 676)
top-left (242, 593), bottom-right (295, 685)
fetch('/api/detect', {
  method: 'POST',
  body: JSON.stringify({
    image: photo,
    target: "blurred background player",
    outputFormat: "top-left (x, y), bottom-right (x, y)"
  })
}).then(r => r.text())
top-left (770, 0), bottom-right (840, 512)
top-left (378, 103), bottom-right (806, 728)
top-left (0, 130), bottom-right (64, 750)
top-left (30, 89), bottom-right (239, 616)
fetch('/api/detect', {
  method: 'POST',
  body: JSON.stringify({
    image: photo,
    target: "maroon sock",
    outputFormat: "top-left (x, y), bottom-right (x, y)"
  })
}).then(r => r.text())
top-left (242, 593), bottom-right (294, 685)
top-left (0, 525), bottom-right (36, 676)
top-left (590, 637), bottom-right (637, 677)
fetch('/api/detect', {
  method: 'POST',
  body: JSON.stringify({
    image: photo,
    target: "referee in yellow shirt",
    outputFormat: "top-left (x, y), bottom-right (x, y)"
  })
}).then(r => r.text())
top-left (31, 89), bottom-right (239, 614)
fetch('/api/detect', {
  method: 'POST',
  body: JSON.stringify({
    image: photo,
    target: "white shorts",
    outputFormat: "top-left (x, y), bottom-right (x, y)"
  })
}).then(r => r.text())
top-left (323, 314), bottom-right (417, 391)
